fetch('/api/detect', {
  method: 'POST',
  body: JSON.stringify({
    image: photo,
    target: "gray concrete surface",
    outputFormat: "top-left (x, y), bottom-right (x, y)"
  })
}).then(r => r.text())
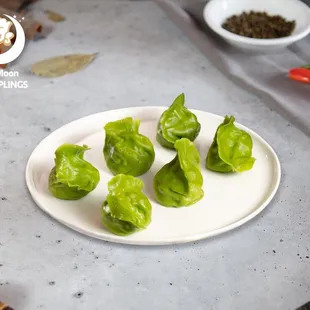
top-left (0, 0), bottom-right (309, 309)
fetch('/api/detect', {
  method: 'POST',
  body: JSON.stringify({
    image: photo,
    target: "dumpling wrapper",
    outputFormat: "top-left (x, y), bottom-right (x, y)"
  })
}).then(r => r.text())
top-left (49, 144), bottom-right (100, 200)
top-left (206, 116), bottom-right (256, 173)
top-left (156, 93), bottom-right (201, 149)
top-left (154, 138), bottom-right (204, 207)
top-left (101, 174), bottom-right (152, 236)
top-left (103, 117), bottom-right (155, 177)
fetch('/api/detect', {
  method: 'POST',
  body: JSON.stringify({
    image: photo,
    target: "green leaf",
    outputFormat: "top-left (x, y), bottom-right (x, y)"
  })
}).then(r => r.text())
top-left (154, 138), bottom-right (204, 207)
top-left (301, 65), bottom-right (310, 69)
top-left (101, 174), bottom-right (152, 236)
top-left (48, 143), bottom-right (100, 200)
top-left (103, 117), bottom-right (155, 177)
top-left (206, 116), bottom-right (255, 173)
top-left (32, 53), bottom-right (97, 78)
top-left (156, 93), bottom-right (201, 149)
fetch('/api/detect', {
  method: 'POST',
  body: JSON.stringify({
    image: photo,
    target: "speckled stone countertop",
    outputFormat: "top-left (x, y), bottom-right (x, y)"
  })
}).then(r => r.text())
top-left (0, 0), bottom-right (309, 309)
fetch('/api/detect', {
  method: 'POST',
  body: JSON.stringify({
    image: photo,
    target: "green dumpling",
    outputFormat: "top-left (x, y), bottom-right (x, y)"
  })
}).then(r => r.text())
top-left (156, 93), bottom-right (201, 149)
top-left (49, 144), bottom-right (100, 200)
top-left (103, 117), bottom-right (155, 177)
top-left (154, 138), bottom-right (204, 207)
top-left (206, 116), bottom-right (256, 173)
top-left (101, 174), bottom-right (152, 236)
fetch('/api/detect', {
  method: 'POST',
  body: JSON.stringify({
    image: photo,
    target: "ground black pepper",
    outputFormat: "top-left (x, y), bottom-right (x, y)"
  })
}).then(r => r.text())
top-left (222, 11), bottom-right (295, 39)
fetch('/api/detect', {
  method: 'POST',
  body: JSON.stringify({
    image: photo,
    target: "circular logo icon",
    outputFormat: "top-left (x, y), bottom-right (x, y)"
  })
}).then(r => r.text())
top-left (0, 14), bottom-right (25, 65)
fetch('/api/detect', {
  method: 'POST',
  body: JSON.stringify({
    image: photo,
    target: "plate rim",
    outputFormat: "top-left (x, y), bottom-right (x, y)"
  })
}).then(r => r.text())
top-left (25, 106), bottom-right (282, 245)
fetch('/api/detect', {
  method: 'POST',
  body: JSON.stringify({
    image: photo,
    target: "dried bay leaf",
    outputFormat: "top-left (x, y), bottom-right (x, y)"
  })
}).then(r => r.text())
top-left (32, 54), bottom-right (97, 78)
top-left (45, 10), bottom-right (66, 22)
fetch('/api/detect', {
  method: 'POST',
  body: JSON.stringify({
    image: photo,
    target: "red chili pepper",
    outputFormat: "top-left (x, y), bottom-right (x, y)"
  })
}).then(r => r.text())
top-left (289, 67), bottom-right (310, 84)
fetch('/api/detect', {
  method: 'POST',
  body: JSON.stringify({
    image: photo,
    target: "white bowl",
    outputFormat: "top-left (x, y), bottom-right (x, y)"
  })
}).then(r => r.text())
top-left (203, 0), bottom-right (310, 51)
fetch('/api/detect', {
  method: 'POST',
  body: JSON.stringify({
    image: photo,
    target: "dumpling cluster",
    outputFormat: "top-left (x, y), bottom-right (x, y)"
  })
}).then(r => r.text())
top-left (48, 93), bottom-right (256, 236)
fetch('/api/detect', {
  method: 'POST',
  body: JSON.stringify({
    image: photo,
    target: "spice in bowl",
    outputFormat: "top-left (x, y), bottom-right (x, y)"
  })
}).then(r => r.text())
top-left (222, 11), bottom-right (296, 39)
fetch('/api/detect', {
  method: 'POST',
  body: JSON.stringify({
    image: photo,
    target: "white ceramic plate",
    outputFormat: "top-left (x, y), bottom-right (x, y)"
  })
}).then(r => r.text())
top-left (26, 107), bottom-right (281, 245)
